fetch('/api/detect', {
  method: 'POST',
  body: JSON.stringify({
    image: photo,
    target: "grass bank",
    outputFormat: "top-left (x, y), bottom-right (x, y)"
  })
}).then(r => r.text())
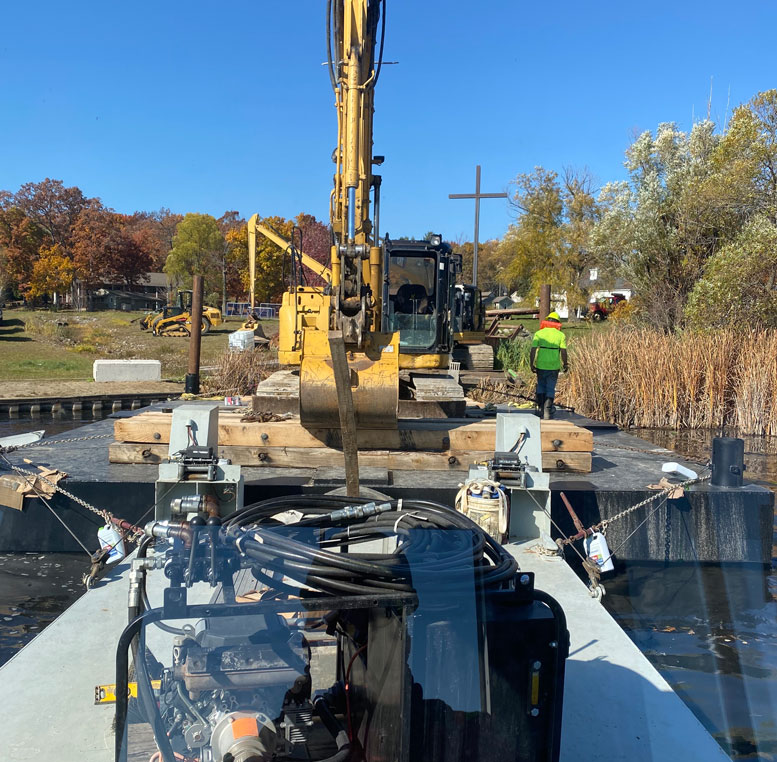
top-left (0, 308), bottom-right (279, 382)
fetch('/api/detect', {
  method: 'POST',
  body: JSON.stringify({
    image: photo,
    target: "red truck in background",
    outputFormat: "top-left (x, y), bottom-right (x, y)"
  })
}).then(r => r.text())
top-left (587, 293), bottom-right (627, 321)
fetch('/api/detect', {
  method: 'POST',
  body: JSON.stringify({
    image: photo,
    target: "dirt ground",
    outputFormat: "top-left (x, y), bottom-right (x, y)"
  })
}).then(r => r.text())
top-left (0, 380), bottom-right (184, 400)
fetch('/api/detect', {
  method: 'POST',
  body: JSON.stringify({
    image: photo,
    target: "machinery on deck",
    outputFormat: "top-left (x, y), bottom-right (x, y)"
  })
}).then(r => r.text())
top-left (453, 283), bottom-right (496, 371)
top-left (251, 0), bottom-right (466, 428)
top-left (116, 493), bottom-right (568, 762)
top-left (140, 290), bottom-right (223, 337)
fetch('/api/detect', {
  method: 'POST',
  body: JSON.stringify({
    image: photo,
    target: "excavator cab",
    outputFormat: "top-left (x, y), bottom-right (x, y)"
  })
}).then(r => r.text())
top-left (383, 236), bottom-right (461, 361)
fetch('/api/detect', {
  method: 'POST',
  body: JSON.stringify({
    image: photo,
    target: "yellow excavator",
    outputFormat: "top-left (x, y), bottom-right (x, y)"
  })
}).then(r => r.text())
top-left (252, 0), bottom-right (463, 429)
top-left (139, 290), bottom-right (223, 337)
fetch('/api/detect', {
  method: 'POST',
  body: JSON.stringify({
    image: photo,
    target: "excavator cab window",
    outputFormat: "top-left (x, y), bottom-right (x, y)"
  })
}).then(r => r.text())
top-left (387, 253), bottom-right (439, 350)
top-left (383, 238), bottom-right (460, 354)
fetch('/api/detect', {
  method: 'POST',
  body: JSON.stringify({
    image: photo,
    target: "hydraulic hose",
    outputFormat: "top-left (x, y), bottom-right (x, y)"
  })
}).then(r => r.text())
top-left (313, 695), bottom-right (351, 762)
top-left (224, 495), bottom-right (518, 597)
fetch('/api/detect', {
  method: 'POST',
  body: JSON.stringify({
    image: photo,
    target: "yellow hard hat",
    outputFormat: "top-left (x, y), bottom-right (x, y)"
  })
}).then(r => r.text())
top-left (546, 311), bottom-right (561, 321)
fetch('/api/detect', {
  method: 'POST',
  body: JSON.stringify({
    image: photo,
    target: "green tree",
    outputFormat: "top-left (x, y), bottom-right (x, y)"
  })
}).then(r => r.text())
top-left (591, 121), bottom-right (723, 329)
top-left (164, 213), bottom-right (224, 301)
top-left (685, 215), bottom-right (777, 328)
top-left (498, 167), bottom-right (599, 313)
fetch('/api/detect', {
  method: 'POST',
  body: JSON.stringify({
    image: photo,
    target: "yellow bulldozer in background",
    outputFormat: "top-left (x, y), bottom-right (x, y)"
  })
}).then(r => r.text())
top-left (139, 290), bottom-right (223, 337)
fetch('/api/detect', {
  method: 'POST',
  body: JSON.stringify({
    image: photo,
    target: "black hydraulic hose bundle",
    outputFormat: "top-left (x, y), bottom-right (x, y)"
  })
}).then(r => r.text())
top-left (223, 494), bottom-right (518, 596)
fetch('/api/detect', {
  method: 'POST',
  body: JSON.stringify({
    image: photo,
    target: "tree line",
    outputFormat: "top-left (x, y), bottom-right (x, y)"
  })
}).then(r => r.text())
top-left (0, 179), bottom-right (329, 310)
top-left (3, 88), bottom-right (775, 327)
top-left (460, 89), bottom-right (777, 331)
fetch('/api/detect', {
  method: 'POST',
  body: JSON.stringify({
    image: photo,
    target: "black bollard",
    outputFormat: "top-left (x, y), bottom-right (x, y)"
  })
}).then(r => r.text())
top-left (710, 437), bottom-right (745, 487)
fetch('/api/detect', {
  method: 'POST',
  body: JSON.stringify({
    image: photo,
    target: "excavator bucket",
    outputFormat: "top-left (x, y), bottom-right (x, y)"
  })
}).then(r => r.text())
top-left (299, 330), bottom-right (399, 430)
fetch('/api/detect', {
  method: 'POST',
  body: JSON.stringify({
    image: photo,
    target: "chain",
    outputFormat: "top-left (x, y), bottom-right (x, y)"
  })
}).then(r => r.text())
top-left (0, 456), bottom-right (146, 543)
top-left (1, 458), bottom-right (112, 523)
top-left (596, 473), bottom-right (710, 536)
top-left (554, 473), bottom-right (710, 546)
top-left (0, 432), bottom-right (114, 454)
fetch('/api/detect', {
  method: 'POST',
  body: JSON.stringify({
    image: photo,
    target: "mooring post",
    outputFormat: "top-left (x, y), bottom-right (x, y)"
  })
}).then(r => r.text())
top-left (539, 284), bottom-right (551, 322)
top-left (710, 437), bottom-right (745, 488)
top-left (185, 275), bottom-right (204, 395)
top-left (328, 330), bottom-right (360, 497)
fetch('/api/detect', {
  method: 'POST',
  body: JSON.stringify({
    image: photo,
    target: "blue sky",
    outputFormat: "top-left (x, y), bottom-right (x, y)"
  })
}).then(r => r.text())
top-left (1, 1), bottom-right (775, 243)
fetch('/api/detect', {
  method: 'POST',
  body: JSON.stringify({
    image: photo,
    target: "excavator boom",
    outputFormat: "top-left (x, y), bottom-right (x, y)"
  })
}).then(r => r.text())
top-left (247, 214), bottom-right (331, 312)
top-left (297, 0), bottom-right (398, 428)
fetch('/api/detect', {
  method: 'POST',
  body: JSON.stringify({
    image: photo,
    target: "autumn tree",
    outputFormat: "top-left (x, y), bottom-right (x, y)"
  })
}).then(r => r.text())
top-left (450, 237), bottom-right (504, 292)
top-left (71, 207), bottom-right (154, 288)
top-left (0, 179), bottom-right (94, 304)
top-left (13, 179), bottom-right (89, 249)
top-left (0, 201), bottom-right (47, 290)
top-left (26, 244), bottom-right (75, 303)
top-left (248, 215), bottom-right (294, 303)
top-left (293, 213), bottom-right (330, 288)
top-left (218, 211), bottom-right (245, 312)
top-left (164, 213), bottom-right (224, 302)
top-left (229, 213), bottom-right (331, 306)
top-left (124, 209), bottom-right (183, 270)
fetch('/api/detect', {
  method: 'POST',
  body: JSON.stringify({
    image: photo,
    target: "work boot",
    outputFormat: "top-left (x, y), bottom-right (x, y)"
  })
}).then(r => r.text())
top-left (543, 396), bottom-right (554, 420)
top-left (535, 393), bottom-right (545, 417)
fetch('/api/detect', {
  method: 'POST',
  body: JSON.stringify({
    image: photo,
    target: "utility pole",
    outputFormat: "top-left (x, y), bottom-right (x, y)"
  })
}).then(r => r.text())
top-left (539, 284), bottom-right (551, 322)
top-left (449, 165), bottom-right (508, 288)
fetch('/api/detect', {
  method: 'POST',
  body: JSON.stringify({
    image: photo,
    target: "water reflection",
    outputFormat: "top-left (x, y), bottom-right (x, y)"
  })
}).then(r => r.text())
top-left (606, 428), bottom-right (777, 760)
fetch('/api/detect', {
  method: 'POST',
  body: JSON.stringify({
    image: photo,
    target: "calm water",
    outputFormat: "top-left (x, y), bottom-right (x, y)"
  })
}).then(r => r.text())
top-left (0, 411), bottom-right (110, 665)
top-left (604, 428), bottom-right (777, 761)
top-left (1, 419), bottom-right (776, 757)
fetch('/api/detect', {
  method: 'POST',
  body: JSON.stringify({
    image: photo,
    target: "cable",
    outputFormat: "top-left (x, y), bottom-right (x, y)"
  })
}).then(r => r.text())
top-left (223, 495), bottom-right (518, 597)
top-left (373, 0), bottom-right (386, 88)
top-left (326, 0), bottom-right (337, 93)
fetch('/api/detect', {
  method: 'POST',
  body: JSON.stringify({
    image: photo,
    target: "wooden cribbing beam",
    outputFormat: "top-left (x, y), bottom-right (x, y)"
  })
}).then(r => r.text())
top-left (113, 413), bottom-right (593, 453)
top-left (108, 442), bottom-right (593, 473)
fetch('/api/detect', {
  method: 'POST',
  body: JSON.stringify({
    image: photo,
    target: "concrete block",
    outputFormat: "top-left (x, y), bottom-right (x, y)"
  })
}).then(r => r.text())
top-left (93, 359), bottom-right (161, 382)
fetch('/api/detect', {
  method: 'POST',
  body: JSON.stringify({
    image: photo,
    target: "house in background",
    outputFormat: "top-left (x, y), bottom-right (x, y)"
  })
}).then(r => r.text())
top-left (484, 294), bottom-right (515, 311)
top-left (99, 272), bottom-right (171, 300)
top-left (90, 289), bottom-right (164, 312)
top-left (88, 272), bottom-right (171, 311)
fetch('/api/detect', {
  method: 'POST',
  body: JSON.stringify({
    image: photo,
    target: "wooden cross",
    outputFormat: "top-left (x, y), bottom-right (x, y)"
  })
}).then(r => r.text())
top-left (449, 165), bottom-right (507, 288)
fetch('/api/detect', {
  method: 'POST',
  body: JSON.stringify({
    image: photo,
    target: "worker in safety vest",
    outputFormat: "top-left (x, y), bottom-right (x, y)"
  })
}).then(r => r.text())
top-left (530, 311), bottom-right (568, 420)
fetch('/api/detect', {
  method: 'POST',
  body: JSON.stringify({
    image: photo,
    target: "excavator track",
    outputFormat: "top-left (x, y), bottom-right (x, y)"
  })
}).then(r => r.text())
top-left (156, 322), bottom-right (190, 337)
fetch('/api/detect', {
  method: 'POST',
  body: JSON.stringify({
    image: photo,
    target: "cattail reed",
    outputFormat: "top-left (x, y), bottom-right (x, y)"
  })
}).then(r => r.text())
top-left (561, 328), bottom-right (777, 435)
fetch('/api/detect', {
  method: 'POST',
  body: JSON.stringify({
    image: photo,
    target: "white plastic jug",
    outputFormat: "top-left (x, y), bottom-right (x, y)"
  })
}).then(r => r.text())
top-left (584, 532), bottom-right (614, 572)
top-left (97, 524), bottom-right (126, 564)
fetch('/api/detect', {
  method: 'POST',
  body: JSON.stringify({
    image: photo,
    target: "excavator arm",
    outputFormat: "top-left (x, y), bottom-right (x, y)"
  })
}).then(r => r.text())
top-left (296, 0), bottom-right (398, 429)
top-left (328, 0), bottom-right (385, 345)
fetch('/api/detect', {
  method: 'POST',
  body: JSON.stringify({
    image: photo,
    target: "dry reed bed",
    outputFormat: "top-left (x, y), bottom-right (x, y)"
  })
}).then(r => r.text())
top-left (202, 350), bottom-right (277, 397)
top-left (563, 328), bottom-right (777, 434)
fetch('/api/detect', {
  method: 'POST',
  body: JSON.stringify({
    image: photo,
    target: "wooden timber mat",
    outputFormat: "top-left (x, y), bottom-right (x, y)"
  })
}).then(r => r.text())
top-left (110, 410), bottom-right (593, 473)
